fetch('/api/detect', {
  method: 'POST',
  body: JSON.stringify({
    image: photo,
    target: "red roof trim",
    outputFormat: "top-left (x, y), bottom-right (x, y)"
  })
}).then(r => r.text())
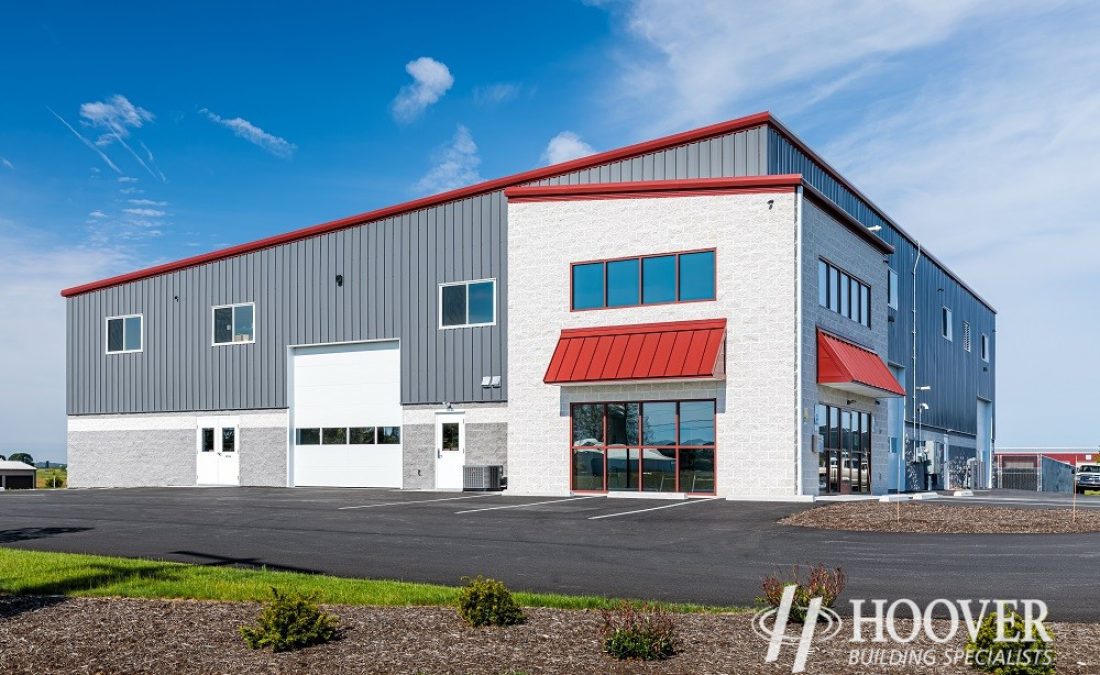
top-left (545, 319), bottom-right (726, 385)
top-left (817, 330), bottom-right (905, 397)
top-left (60, 112), bottom-right (772, 297)
top-left (504, 175), bottom-right (801, 202)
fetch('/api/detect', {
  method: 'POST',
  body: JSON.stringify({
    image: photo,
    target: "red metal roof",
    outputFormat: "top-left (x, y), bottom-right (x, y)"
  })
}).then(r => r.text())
top-left (817, 330), bottom-right (905, 397)
top-left (504, 175), bottom-right (802, 202)
top-left (544, 319), bottom-right (726, 385)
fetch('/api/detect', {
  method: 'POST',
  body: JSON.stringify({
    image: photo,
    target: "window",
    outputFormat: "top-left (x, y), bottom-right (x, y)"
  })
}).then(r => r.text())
top-left (440, 279), bottom-right (496, 328)
top-left (941, 307), bottom-right (953, 341)
top-left (818, 260), bottom-right (870, 328)
top-left (378, 427), bottom-right (401, 444)
top-left (569, 400), bottom-right (716, 494)
top-left (295, 428), bottom-right (321, 445)
top-left (298, 426), bottom-right (393, 445)
top-left (349, 427), bottom-right (376, 444)
top-left (887, 269), bottom-right (899, 309)
top-left (570, 249), bottom-right (715, 310)
top-left (322, 427), bottom-right (348, 445)
top-left (106, 314), bottom-right (143, 353)
top-left (200, 428), bottom-right (215, 452)
top-left (212, 303), bottom-right (255, 345)
top-left (221, 427), bottom-right (236, 452)
top-left (817, 403), bottom-right (871, 493)
top-left (963, 321), bottom-right (972, 352)
top-left (981, 334), bottom-right (990, 362)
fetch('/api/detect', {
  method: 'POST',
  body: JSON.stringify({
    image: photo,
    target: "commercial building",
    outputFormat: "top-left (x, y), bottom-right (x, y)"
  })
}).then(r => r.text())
top-left (63, 112), bottom-right (996, 498)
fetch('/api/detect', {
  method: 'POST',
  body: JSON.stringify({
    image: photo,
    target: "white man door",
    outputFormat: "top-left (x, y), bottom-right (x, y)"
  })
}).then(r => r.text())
top-left (196, 417), bottom-right (240, 485)
top-left (435, 411), bottom-right (466, 490)
top-left (290, 340), bottom-right (403, 487)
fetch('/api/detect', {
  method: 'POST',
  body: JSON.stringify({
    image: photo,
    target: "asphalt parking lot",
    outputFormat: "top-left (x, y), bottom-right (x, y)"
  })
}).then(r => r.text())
top-left (2, 487), bottom-right (1098, 620)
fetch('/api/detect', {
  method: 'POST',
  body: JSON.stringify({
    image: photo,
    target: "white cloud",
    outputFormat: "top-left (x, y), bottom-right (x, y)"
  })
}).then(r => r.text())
top-left (541, 131), bottom-right (596, 165)
top-left (118, 176), bottom-right (138, 183)
top-left (127, 198), bottom-right (167, 206)
top-left (391, 57), bottom-right (454, 122)
top-left (201, 108), bottom-right (297, 158)
top-left (122, 207), bottom-right (166, 217)
top-left (1, 157), bottom-right (12, 170)
top-left (88, 210), bottom-right (107, 218)
top-left (414, 125), bottom-right (482, 195)
top-left (0, 220), bottom-right (131, 461)
top-left (78, 95), bottom-right (165, 181)
top-left (473, 82), bottom-right (522, 106)
top-left (49, 107), bottom-right (122, 173)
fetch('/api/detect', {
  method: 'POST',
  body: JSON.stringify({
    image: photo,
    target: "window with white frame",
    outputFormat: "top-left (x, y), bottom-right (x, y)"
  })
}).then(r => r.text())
top-left (888, 269), bottom-right (899, 309)
top-left (981, 333), bottom-right (990, 362)
top-left (962, 321), bottom-right (972, 352)
top-left (439, 279), bottom-right (495, 328)
top-left (212, 303), bottom-right (255, 344)
top-left (106, 314), bottom-right (143, 354)
top-left (941, 306), bottom-right (953, 341)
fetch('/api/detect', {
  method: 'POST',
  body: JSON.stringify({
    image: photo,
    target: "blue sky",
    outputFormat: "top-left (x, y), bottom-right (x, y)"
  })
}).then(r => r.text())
top-left (1, 1), bottom-right (1098, 461)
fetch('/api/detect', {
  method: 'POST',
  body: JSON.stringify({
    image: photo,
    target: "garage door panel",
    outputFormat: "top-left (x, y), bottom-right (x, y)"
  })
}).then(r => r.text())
top-left (291, 341), bottom-right (402, 488)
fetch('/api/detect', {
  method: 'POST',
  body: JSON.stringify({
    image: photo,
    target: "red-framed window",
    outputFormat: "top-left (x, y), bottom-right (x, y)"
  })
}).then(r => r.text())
top-left (570, 400), bottom-right (716, 494)
top-left (570, 249), bottom-right (716, 311)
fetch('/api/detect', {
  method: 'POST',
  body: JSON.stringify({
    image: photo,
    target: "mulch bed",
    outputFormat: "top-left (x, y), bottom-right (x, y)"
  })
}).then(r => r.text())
top-left (1, 595), bottom-right (1098, 674)
top-left (780, 500), bottom-right (1100, 534)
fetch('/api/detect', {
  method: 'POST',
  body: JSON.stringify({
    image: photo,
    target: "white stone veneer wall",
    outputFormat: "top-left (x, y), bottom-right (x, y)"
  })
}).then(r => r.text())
top-left (507, 193), bottom-right (800, 497)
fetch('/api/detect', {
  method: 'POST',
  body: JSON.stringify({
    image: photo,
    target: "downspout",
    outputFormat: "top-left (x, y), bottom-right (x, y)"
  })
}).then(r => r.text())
top-left (794, 186), bottom-right (804, 497)
top-left (909, 242), bottom-right (922, 492)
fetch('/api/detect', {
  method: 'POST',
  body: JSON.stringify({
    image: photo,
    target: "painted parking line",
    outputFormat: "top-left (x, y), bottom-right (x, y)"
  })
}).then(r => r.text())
top-left (454, 496), bottom-right (604, 514)
top-left (588, 497), bottom-right (722, 520)
top-left (338, 494), bottom-right (496, 510)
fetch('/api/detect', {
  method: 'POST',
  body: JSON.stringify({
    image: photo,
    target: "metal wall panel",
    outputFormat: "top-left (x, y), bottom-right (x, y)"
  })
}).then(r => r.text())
top-left (769, 128), bottom-right (995, 437)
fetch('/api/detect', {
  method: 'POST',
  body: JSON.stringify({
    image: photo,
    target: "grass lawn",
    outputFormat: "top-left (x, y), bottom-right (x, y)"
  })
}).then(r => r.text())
top-left (0, 547), bottom-right (739, 613)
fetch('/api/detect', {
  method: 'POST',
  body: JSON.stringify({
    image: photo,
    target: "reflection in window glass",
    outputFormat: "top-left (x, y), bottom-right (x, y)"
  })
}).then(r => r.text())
top-left (442, 422), bottom-right (460, 450)
top-left (641, 255), bottom-right (675, 304)
top-left (606, 259), bottom-right (640, 307)
top-left (606, 403), bottom-right (639, 445)
top-left (107, 318), bottom-right (125, 353)
top-left (828, 267), bottom-right (839, 311)
top-left (322, 427), bottom-right (347, 445)
top-left (678, 251), bottom-right (715, 301)
top-left (296, 428), bottom-right (320, 445)
top-left (572, 263), bottom-right (604, 309)
top-left (572, 404), bottom-right (603, 446)
top-left (349, 427), bottom-right (375, 444)
top-left (222, 427), bottom-right (236, 452)
top-left (233, 304), bottom-right (254, 342)
top-left (213, 307), bottom-right (233, 344)
top-left (201, 428), bottom-right (215, 452)
top-left (840, 273), bottom-right (850, 317)
top-left (378, 427), bottom-right (401, 444)
top-left (679, 449), bottom-right (714, 493)
top-left (860, 285), bottom-right (869, 327)
top-left (678, 401), bottom-right (715, 446)
top-left (642, 449), bottom-right (677, 492)
top-left (642, 402), bottom-right (676, 446)
top-left (441, 284), bottom-right (467, 327)
top-left (607, 448), bottom-right (638, 491)
top-left (467, 282), bottom-right (494, 325)
top-left (572, 449), bottom-right (604, 490)
top-left (818, 261), bottom-right (828, 307)
top-left (124, 316), bottom-right (142, 351)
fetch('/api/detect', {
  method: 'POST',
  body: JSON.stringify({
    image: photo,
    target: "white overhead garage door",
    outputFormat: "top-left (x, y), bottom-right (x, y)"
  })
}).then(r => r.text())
top-left (291, 341), bottom-right (402, 487)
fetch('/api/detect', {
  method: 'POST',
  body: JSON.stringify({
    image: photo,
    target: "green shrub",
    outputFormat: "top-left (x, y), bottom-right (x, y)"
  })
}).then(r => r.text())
top-left (42, 474), bottom-right (65, 489)
top-left (456, 575), bottom-right (525, 627)
top-left (758, 563), bottom-right (846, 623)
top-left (600, 602), bottom-right (678, 661)
top-left (240, 588), bottom-right (339, 652)
top-left (965, 609), bottom-right (1055, 675)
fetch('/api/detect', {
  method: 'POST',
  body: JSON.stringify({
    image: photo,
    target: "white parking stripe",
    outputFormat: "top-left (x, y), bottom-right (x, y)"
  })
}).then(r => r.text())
top-left (588, 497), bottom-right (721, 520)
top-left (455, 496), bottom-right (603, 514)
top-left (338, 494), bottom-right (495, 510)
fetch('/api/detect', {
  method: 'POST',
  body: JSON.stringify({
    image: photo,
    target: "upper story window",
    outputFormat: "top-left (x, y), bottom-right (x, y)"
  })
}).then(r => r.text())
top-left (962, 321), bottom-right (972, 352)
top-left (106, 314), bottom-right (143, 354)
top-left (941, 306), bottom-right (953, 341)
top-left (981, 333), bottom-right (990, 362)
top-left (887, 269), bottom-right (899, 309)
top-left (213, 303), bottom-right (255, 345)
top-left (817, 259), bottom-right (870, 328)
top-left (571, 249), bottom-right (715, 311)
top-left (440, 279), bottom-right (496, 328)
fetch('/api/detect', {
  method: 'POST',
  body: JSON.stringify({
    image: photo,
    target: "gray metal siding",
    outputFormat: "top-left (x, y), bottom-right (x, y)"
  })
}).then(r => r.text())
top-left (770, 128), bottom-right (995, 437)
top-left (66, 126), bottom-right (769, 415)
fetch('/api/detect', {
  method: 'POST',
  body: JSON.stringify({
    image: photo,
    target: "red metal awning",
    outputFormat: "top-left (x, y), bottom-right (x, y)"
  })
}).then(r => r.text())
top-left (544, 319), bottom-right (726, 385)
top-left (817, 330), bottom-right (905, 398)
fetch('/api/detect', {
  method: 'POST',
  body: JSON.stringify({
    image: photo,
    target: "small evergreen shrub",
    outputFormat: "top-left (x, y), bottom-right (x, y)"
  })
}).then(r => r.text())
top-left (600, 602), bottom-right (679, 661)
top-left (759, 563), bottom-right (846, 623)
top-left (965, 609), bottom-right (1055, 675)
top-left (456, 576), bottom-right (526, 627)
top-left (42, 474), bottom-right (65, 488)
top-left (240, 588), bottom-right (339, 652)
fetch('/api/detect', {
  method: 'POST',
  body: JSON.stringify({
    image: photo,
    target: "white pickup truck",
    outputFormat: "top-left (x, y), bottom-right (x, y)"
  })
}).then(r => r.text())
top-left (1076, 463), bottom-right (1100, 495)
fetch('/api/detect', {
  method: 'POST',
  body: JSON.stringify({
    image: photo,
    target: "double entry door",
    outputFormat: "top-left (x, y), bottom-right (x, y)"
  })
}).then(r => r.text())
top-left (196, 417), bottom-right (240, 485)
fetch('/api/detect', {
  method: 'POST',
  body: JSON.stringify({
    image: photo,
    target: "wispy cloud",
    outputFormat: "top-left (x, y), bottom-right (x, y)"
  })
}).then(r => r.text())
top-left (473, 82), bottom-right (523, 106)
top-left (200, 108), bottom-right (297, 158)
top-left (414, 125), bottom-right (482, 195)
top-left (87, 210), bottom-right (107, 219)
top-left (79, 95), bottom-right (165, 182)
top-left (127, 198), bottom-right (167, 206)
top-left (118, 176), bottom-right (138, 183)
top-left (48, 107), bottom-right (122, 173)
top-left (391, 57), bottom-right (454, 123)
top-left (1, 157), bottom-right (12, 170)
top-left (541, 131), bottom-right (596, 165)
top-left (122, 207), bottom-right (166, 217)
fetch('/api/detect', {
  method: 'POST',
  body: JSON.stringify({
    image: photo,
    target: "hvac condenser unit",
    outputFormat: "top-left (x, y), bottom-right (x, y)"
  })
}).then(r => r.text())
top-left (463, 465), bottom-right (504, 491)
